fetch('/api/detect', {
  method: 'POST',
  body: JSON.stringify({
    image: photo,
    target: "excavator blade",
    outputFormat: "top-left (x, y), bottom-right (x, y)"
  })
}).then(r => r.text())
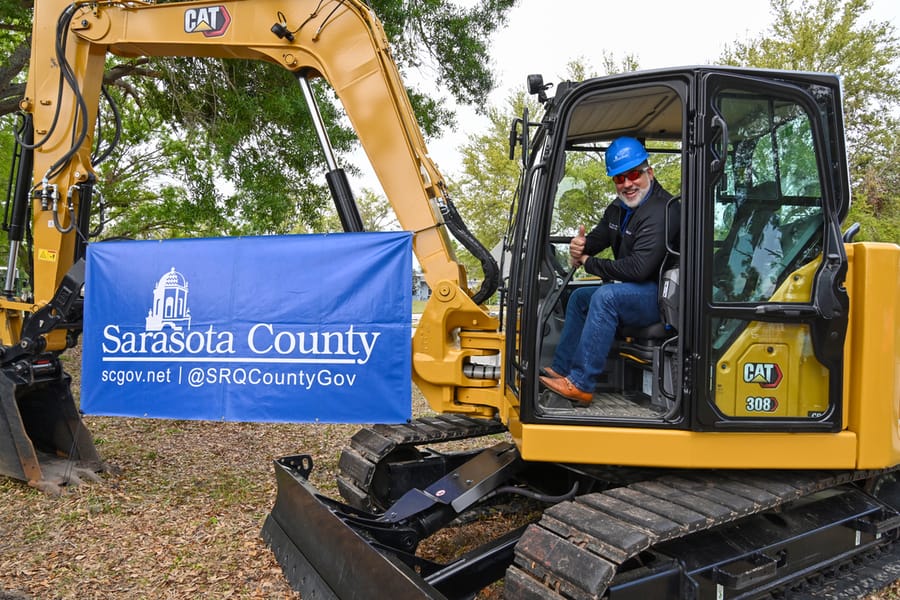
top-left (261, 454), bottom-right (448, 600)
top-left (0, 360), bottom-right (108, 495)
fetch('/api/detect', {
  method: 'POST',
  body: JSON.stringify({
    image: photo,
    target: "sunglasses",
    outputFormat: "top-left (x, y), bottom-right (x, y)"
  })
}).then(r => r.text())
top-left (611, 167), bottom-right (649, 185)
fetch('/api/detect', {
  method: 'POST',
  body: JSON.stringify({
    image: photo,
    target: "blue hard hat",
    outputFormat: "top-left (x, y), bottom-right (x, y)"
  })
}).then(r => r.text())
top-left (605, 136), bottom-right (649, 177)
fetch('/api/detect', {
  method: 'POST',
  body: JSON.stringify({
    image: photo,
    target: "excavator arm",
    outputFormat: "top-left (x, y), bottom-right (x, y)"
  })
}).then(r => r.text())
top-left (1, 0), bottom-right (504, 491)
top-left (23, 0), bottom-right (466, 300)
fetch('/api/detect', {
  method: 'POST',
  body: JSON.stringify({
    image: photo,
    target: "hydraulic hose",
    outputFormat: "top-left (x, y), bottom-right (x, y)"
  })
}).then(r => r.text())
top-left (440, 194), bottom-right (499, 306)
top-left (493, 481), bottom-right (579, 504)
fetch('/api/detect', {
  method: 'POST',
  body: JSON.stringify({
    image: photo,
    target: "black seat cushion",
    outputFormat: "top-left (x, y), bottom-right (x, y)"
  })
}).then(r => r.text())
top-left (620, 321), bottom-right (669, 342)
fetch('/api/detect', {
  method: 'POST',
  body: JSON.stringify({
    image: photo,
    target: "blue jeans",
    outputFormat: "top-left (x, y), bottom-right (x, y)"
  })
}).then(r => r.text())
top-left (551, 282), bottom-right (660, 392)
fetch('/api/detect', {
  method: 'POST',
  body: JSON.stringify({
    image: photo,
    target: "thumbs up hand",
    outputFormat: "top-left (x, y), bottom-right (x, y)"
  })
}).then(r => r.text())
top-left (569, 225), bottom-right (587, 267)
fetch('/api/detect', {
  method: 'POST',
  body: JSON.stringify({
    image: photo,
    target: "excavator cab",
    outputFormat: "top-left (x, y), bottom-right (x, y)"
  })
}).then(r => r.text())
top-left (508, 69), bottom-right (850, 437)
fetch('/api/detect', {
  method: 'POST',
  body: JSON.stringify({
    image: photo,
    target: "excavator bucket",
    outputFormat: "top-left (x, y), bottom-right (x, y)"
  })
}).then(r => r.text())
top-left (0, 360), bottom-right (106, 495)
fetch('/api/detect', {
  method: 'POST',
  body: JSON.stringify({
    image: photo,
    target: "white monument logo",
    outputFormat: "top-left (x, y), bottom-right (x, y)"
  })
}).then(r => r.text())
top-left (145, 267), bottom-right (192, 331)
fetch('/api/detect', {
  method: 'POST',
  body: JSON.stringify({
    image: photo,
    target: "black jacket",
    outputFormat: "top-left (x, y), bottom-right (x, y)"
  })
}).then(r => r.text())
top-left (582, 180), bottom-right (679, 282)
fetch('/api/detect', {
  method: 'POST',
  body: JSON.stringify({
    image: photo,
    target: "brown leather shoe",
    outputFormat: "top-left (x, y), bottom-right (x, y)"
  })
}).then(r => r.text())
top-left (539, 376), bottom-right (593, 406)
top-left (540, 367), bottom-right (565, 379)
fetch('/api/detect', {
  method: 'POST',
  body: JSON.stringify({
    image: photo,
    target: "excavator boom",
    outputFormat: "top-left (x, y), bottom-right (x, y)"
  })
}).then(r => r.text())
top-left (19, 0), bottom-right (481, 307)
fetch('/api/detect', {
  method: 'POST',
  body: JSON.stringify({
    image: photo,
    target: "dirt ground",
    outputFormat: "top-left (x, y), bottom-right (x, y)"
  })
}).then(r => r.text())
top-left (0, 372), bottom-right (522, 600)
top-left (0, 416), bottom-right (319, 599)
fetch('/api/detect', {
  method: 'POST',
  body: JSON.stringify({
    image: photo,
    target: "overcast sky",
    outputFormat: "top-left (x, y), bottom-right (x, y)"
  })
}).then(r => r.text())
top-left (353, 0), bottom-right (900, 192)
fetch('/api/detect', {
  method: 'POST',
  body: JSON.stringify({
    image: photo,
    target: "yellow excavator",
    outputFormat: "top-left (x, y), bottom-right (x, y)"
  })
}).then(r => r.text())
top-left (5, 0), bottom-right (900, 597)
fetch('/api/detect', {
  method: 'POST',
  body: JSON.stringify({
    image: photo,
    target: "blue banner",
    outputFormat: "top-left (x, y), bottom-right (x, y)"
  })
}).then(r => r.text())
top-left (81, 233), bottom-right (412, 423)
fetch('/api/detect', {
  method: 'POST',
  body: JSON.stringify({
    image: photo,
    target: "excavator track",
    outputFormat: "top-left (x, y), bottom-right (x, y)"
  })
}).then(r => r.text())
top-left (336, 419), bottom-right (900, 597)
top-left (506, 467), bottom-right (900, 599)
top-left (336, 414), bottom-right (507, 511)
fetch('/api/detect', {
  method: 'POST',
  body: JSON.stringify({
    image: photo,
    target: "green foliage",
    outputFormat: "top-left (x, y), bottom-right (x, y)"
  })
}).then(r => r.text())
top-left (595, 51), bottom-right (641, 78)
top-left (720, 0), bottom-right (900, 142)
top-left (0, 1), bottom-right (31, 116)
top-left (372, 0), bottom-right (517, 112)
top-left (847, 194), bottom-right (900, 243)
top-left (313, 187), bottom-right (399, 233)
top-left (86, 57), bottom-right (363, 237)
top-left (0, 113), bottom-right (15, 184)
top-left (0, 0), bottom-right (29, 48)
top-left (719, 0), bottom-right (900, 241)
top-left (552, 153), bottom-right (609, 234)
top-left (846, 119), bottom-right (900, 242)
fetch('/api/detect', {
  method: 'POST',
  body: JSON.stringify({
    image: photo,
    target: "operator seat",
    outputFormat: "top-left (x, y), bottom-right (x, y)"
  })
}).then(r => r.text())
top-left (617, 190), bottom-right (681, 352)
top-left (605, 190), bottom-right (680, 408)
top-left (615, 265), bottom-right (678, 360)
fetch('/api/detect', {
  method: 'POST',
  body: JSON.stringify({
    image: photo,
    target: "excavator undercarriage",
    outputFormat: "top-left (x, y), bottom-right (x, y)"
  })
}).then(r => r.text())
top-left (263, 418), bottom-right (900, 599)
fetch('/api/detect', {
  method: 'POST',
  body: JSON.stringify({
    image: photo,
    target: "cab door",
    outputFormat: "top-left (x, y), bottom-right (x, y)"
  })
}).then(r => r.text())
top-left (691, 71), bottom-right (850, 431)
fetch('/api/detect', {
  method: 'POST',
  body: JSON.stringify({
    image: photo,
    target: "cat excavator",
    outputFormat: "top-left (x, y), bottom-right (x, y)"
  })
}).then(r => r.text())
top-left (5, 0), bottom-right (900, 597)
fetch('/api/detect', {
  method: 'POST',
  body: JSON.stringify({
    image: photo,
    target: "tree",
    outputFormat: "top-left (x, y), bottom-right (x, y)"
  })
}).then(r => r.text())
top-left (0, 0), bottom-right (518, 240)
top-left (373, 0), bottom-right (516, 119)
top-left (101, 61), bottom-right (343, 238)
top-left (719, 0), bottom-right (900, 241)
top-left (846, 118), bottom-right (900, 242)
top-left (314, 187), bottom-right (399, 233)
top-left (0, 0), bottom-right (31, 116)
